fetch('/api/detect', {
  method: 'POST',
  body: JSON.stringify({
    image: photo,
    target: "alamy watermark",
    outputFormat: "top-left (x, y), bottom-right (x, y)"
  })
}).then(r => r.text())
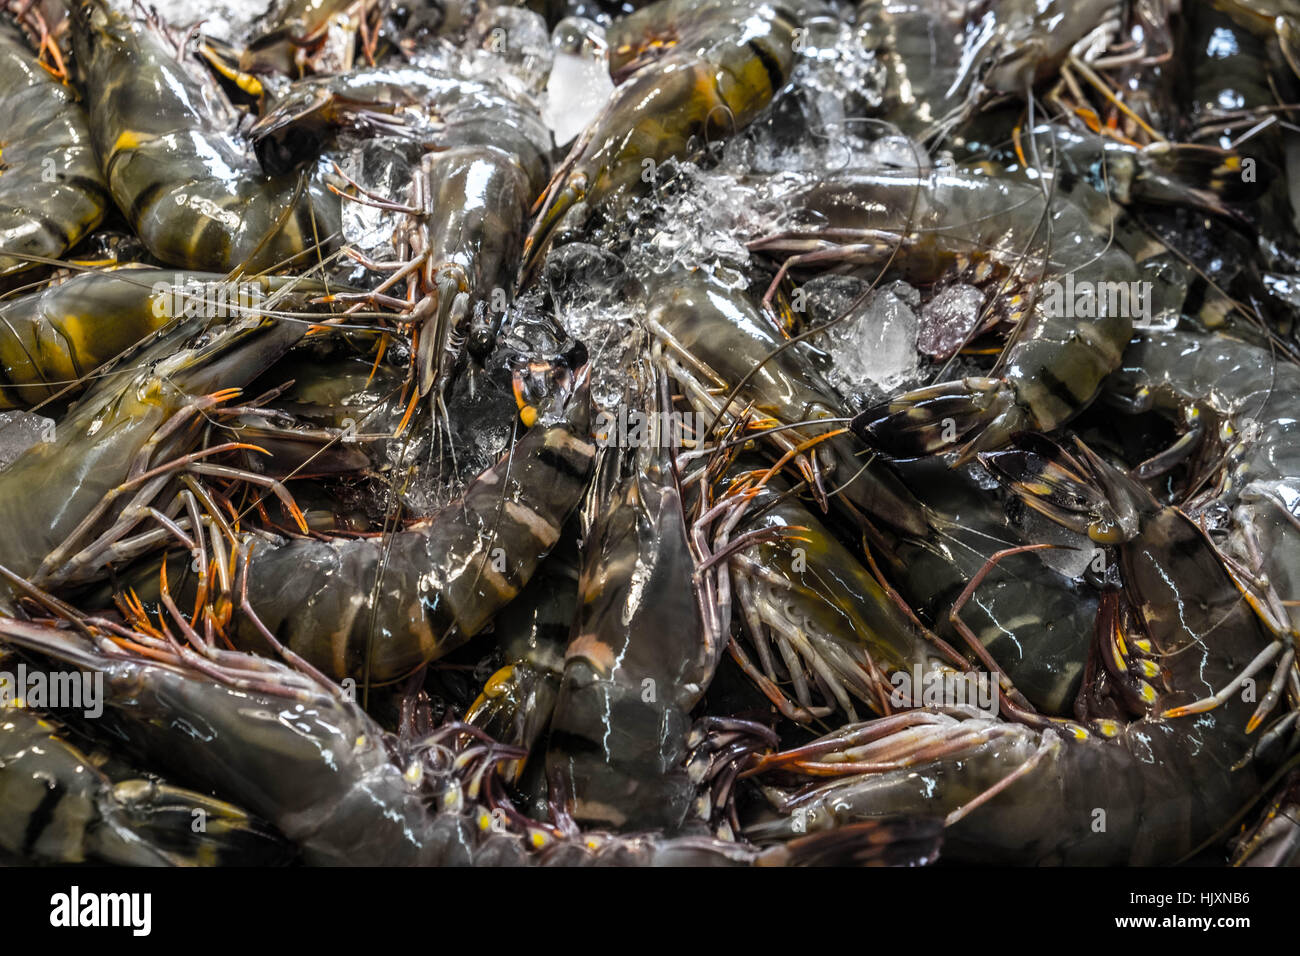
top-left (0, 664), bottom-right (103, 718)
top-left (889, 665), bottom-right (998, 716)
top-left (49, 886), bottom-right (150, 936)
top-left (594, 407), bottom-right (711, 448)
top-left (1041, 275), bottom-right (1153, 325)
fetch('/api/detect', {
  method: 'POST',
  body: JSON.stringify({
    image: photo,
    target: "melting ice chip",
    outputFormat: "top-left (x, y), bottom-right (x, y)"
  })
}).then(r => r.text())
top-left (0, 411), bottom-right (55, 470)
top-left (817, 281), bottom-right (921, 395)
top-left (339, 144), bottom-right (410, 255)
top-left (162, 0), bottom-right (268, 42)
top-left (919, 284), bottom-right (984, 359)
top-left (543, 18), bottom-right (614, 147)
top-left (467, 6), bottom-right (554, 96)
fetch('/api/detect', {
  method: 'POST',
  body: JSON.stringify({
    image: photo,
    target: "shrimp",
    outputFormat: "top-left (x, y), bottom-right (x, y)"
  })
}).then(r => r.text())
top-left (71, 1), bottom-right (340, 273)
top-left (0, 279), bottom-right (328, 598)
top-left (749, 167), bottom-right (1137, 459)
top-left (1231, 770), bottom-right (1300, 866)
top-left (708, 458), bottom-right (975, 725)
top-left (465, 523), bottom-right (579, 781)
top-left (646, 268), bottom-right (936, 537)
top-left (888, 457), bottom-right (1099, 718)
top-left (0, 268), bottom-right (323, 410)
top-left (541, 368), bottom-right (727, 832)
top-left (1086, 329), bottom-right (1300, 725)
top-left (852, 0), bottom-right (985, 141)
top-left (746, 451), bottom-right (1278, 864)
top-left (0, 686), bottom-right (290, 865)
top-left (518, 0), bottom-right (799, 284)
top-left (1210, 0), bottom-right (1300, 79)
top-left (1183, 4), bottom-right (1300, 271)
top-left (256, 67), bottom-right (554, 403)
top-left (0, 617), bottom-right (942, 865)
top-left (0, 17), bottom-right (108, 277)
top-left (920, 0), bottom-right (1139, 141)
top-left (205, 366), bottom-right (595, 684)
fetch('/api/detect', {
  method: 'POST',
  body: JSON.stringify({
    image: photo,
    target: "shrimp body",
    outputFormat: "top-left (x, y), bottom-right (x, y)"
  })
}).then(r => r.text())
top-left (0, 621), bottom-right (940, 866)
top-left (0, 20), bottom-right (108, 276)
top-left (227, 383), bottom-right (595, 683)
top-left (73, 1), bottom-right (340, 273)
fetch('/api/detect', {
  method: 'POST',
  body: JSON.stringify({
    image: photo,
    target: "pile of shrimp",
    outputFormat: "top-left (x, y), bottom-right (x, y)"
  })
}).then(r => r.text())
top-left (0, 0), bottom-right (1298, 868)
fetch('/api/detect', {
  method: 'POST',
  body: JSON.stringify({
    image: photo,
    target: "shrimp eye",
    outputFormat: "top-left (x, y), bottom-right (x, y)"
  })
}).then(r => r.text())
top-left (563, 340), bottom-right (589, 372)
top-left (468, 329), bottom-right (496, 363)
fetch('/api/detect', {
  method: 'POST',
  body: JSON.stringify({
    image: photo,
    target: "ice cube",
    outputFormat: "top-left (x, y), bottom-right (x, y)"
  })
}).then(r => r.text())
top-left (466, 6), bottom-right (555, 97)
top-left (1015, 506), bottom-right (1099, 580)
top-left (543, 19), bottom-right (613, 147)
top-left (337, 142), bottom-right (411, 257)
top-left (815, 280), bottom-right (921, 399)
top-left (919, 284), bottom-right (985, 358)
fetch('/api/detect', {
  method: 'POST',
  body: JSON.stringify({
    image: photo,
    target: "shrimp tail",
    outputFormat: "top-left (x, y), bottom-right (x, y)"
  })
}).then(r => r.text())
top-left (757, 817), bottom-right (944, 867)
top-left (851, 377), bottom-right (1024, 463)
top-left (979, 434), bottom-right (1148, 544)
top-left (94, 780), bottom-right (294, 867)
top-left (1135, 142), bottom-right (1275, 220)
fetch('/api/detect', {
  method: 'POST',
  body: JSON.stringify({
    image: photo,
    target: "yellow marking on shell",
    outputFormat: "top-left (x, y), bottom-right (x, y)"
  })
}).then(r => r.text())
top-left (530, 830), bottom-right (549, 849)
top-left (1131, 638), bottom-right (1152, 654)
top-left (403, 762), bottom-right (423, 785)
top-left (1137, 682), bottom-right (1157, 705)
top-left (477, 811), bottom-right (492, 831)
top-left (1094, 719), bottom-right (1121, 738)
top-left (1021, 481), bottom-right (1052, 497)
top-left (1089, 522), bottom-right (1126, 545)
top-left (110, 130), bottom-right (147, 154)
top-left (1135, 659), bottom-right (1160, 679)
top-left (1068, 724), bottom-right (1090, 740)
